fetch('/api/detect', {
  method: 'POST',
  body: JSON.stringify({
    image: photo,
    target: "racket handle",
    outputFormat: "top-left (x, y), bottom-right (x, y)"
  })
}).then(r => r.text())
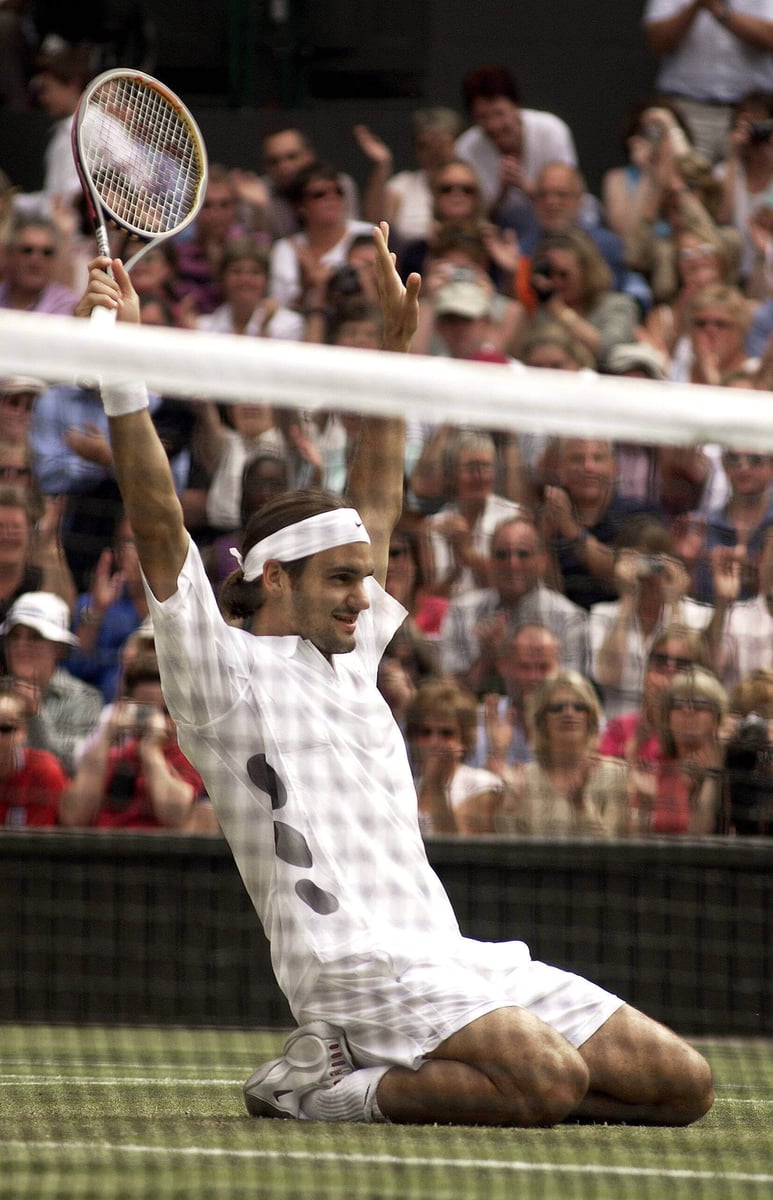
top-left (90, 303), bottom-right (117, 327)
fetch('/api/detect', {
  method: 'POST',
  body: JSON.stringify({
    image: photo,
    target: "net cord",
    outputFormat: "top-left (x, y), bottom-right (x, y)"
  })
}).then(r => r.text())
top-left (0, 309), bottom-right (770, 451)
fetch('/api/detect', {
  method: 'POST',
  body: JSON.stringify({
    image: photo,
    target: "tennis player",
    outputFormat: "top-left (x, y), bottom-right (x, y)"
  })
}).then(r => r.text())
top-left (77, 224), bottom-right (713, 1128)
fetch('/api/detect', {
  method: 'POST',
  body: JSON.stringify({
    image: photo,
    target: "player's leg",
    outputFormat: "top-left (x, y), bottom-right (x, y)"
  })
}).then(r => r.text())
top-left (572, 1003), bottom-right (714, 1125)
top-left (374, 1004), bottom-right (589, 1126)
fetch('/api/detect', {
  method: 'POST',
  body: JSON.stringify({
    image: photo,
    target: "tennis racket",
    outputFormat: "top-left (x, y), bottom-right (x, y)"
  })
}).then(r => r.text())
top-left (72, 68), bottom-right (208, 323)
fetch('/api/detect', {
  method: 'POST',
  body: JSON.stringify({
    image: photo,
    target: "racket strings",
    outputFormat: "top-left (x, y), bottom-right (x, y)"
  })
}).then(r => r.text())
top-left (82, 77), bottom-right (204, 236)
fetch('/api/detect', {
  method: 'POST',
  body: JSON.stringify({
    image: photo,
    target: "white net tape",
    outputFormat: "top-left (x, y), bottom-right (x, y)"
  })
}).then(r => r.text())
top-left (0, 308), bottom-right (771, 450)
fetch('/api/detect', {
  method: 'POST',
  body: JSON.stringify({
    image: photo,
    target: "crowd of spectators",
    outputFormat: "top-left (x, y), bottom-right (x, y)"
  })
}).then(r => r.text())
top-left (2, 17), bottom-right (773, 837)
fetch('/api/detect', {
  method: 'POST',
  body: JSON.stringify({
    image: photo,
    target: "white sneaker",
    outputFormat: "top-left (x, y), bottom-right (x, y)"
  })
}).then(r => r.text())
top-left (243, 1021), bottom-right (354, 1118)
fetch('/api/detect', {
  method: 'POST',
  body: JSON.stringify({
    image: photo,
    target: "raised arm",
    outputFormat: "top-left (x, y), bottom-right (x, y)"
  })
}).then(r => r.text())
top-left (345, 223), bottom-right (421, 585)
top-left (75, 257), bottom-right (188, 602)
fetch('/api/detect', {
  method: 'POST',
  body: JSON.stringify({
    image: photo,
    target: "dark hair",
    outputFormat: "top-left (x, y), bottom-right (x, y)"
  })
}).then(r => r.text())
top-left (614, 514), bottom-right (673, 557)
top-left (405, 677), bottom-right (479, 755)
top-left (462, 65), bottom-right (520, 111)
top-left (122, 653), bottom-right (161, 696)
top-left (220, 488), bottom-right (347, 622)
top-left (287, 161), bottom-right (341, 211)
top-left (618, 93), bottom-right (692, 155)
top-left (328, 298), bottom-right (383, 344)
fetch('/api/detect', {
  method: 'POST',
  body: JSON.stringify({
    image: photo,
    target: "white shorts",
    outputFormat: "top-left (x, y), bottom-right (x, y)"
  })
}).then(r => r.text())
top-left (297, 938), bottom-right (624, 1071)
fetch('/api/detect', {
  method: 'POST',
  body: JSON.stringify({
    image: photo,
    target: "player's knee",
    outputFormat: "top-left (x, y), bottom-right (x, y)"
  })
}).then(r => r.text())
top-left (504, 1045), bottom-right (589, 1127)
top-left (673, 1050), bottom-right (714, 1125)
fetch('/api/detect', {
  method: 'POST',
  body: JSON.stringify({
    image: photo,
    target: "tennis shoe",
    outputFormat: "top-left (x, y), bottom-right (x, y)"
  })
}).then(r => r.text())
top-left (243, 1021), bottom-right (354, 1118)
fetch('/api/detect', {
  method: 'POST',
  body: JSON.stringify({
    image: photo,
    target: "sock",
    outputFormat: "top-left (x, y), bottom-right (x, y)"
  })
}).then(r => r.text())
top-left (301, 1065), bottom-right (390, 1123)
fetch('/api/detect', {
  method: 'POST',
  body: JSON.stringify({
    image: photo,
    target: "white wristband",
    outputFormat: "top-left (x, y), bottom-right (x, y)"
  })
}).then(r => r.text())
top-left (100, 381), bottom-right (150, 418)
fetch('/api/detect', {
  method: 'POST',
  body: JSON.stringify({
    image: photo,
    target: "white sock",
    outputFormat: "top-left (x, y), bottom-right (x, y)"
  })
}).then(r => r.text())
top-left (300, 1065), bottom-right (390, 1123)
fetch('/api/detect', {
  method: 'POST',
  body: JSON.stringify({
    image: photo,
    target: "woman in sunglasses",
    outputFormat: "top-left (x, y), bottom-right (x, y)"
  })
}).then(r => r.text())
top-left (268, 161), bottom-right (372, 312)
top-left (496, 670), bottom-right (630, 837)
top-left (643, 667), bottom-right (729, 835)
top-left (405, 677), bottom-right (504, 835)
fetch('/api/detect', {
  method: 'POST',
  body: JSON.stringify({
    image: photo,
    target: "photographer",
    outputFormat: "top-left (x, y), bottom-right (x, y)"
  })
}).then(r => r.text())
top-left (526, 230), bottom-right (638, 369)
top-left (716, 90), bottom-right (773, 289)
top-left (589, 515), bottom-right (716, 719)
top-left (59, 655), bottom-right (217, 832)
top-left (724, 670), bottom-right (773, 834)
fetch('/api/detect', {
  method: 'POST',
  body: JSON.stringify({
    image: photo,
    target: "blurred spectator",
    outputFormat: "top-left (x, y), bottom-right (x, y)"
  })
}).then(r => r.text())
top-left (410, 225), bottom-right (525, 359)
top-left (380, 523), bottom-right (442, 704)
top-left (679, 443), bottom-right (773, 603)
top-left (455, 63), bottom-right (577, 234)
top-left (525, 229), bottom-right (639, 368)
top-left (621, 103), bottom-right (740, 302)
top-left (30, 381), bottom-right (190, 591)
top-left (599, 622), bottom-right (711, 766)
top-left (601, 92), bottom-right (693, 239)
top-left (405, 677), bottom-right (504, 834)
top-left (184, 237), bottom-right (304, 340)
top-left (724, 668), bottom-right (773, 832)
top-left (173, 164), bottom-right (247, 315)
top-left (439, 513), bottom-right (588, 693)
top-left (537, 438), bottom-right (661, 610)
top-left (0, 676), bottom-right (68, 827)
top-left (0, 215), bottom-right (77, 314)
top-left (475, 621), bottom-right (561, 772)
top-left (354, 107), bottom-right (463, 245)
top-left (11, 40), bottom-right (93, 219)
top-left (494, 671), bottom-right (631, 837)
top-left (709, 523), bottom-right (773, 686)
top-left (0, 0), bottom-right (36, 109)
top-left (0, 374), bottom-right (44, 444)
top-left (642, 666), bottom-right (728, 834)
top-left (590, 515), bottom-right (715, 719)
top-left (0, 590), bottom-right (102, 772)
top-left (231, 125), bottom-right (360, 242)
top-left (715, 89), bottom-right (773, 285)
top-left (203, 451), bottom-right (290, 595)
top-left (642, 225), bottom-right (740, 374)
top-left (516, 162), bottom-right (652, 314)
top-left (59, 652), bottom-right (217, 832)
top-left (643, 0), bottom-right (773, 163)
top-left (267, 160), bottom-right (372, 311)
top-left (0, 484), bottom-right (75, 618)
top-left (421, 429), bottom-right (523, 597)
top-left (68, 515), bottom-right (149, 703)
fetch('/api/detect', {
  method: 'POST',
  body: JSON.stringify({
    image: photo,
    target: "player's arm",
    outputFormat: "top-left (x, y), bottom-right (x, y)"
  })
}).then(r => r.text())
top-left (346, 222), bottom-right (420, 586)
top-left (75, 256), bottom-right (189, 602)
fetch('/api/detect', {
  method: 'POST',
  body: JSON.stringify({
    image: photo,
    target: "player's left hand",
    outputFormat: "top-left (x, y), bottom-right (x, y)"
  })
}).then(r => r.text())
top-left (373, 221), bottom-right (420, 353)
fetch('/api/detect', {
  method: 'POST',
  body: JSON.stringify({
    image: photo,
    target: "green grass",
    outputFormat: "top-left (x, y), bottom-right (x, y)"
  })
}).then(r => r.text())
top-left (1, 1026), bottom-right (771, 1200)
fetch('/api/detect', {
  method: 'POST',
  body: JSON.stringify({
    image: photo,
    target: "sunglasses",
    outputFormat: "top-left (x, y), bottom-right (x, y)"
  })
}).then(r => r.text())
top-left (437, 182), bottom-right (477, 196)
top-left (724, 452), bottom-right (767, 468)
top-left (692, 317), bottom-right (735, 330)
top-left (0, 465), bottom-right (31, 481)
top-left (416, 725), bottom-right (458, 739)
top-left (16, 245), bottom-right (55, 257)
top-left (649, 653), bottom-right (694, 672)
top-left (547, 701), bottom-right (589, 715)
top-left (492, 547), bottom-right (535, 561)
top-left (669, 696), bottom-right (716, 712)
top-left (304, 184), bottom-right (344, 201)
top-left (0, 723), bottom-right (19, 734)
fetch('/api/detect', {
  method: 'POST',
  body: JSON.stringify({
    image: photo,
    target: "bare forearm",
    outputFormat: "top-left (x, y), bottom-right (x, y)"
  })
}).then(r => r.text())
top-left (59, 740), bottom-right (112, 825)
top-left (645, 3), bottom-right (702, 54)
top-left (140, 745), bottom-right (195, 827)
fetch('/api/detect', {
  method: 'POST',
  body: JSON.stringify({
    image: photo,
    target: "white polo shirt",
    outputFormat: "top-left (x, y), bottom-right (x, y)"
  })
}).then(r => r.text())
top-left (144, 539), bottom-right (464, 1012)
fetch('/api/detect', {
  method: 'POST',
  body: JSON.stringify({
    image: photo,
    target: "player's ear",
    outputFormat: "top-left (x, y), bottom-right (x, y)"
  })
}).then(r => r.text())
top-left (261, 559), bottom-right (287, 594)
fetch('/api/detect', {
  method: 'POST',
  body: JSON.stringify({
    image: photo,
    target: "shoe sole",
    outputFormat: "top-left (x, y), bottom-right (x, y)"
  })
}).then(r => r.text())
top-left (243, 1089), bottom-right (293, 1119)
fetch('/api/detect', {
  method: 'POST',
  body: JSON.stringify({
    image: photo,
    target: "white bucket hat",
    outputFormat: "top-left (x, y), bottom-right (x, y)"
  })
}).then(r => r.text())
top-left (0, 591), bottom-right (78, 646)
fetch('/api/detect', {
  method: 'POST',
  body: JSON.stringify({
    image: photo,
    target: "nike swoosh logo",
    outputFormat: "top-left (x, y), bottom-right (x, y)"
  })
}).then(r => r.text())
top-left (274, 1089), bottom-right (293, 1101)
top-left (354, 521), bottom-right (363, 527)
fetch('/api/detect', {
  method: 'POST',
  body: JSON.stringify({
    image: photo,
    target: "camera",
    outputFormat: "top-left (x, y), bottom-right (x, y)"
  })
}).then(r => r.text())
top-left (643, 121), bottom-right (664, 145)
top-left (327, 265), bottom-right (362, 297)
top-left (748, 119), bottom-right (773, 144)
top-left (639, 554), bottom-right (666, 577)
top-left (724, 713), bottom-right (773, 834)
top-left (132, 703), bottom-right (157, 733)
top-left (530, 258), bottom-right (555, 303)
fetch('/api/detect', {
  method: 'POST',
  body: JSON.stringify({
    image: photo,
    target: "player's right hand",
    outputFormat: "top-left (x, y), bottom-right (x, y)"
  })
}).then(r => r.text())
top-left (75, 256), bottom-right (141, 325)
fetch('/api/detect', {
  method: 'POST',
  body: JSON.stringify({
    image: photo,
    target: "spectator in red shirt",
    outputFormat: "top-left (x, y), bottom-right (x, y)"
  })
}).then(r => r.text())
top-left (59, 654), bottom-right (218, 832)
top-left (0, 678), bottom-right (67, 828)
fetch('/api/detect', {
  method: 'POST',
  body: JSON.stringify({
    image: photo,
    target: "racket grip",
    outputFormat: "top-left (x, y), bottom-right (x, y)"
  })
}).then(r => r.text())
top-left (90, 303), bottom-right (117, 327)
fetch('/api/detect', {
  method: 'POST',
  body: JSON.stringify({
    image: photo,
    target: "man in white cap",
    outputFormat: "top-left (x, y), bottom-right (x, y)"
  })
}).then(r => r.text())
top-left (0, 591), bottom-right (103, 772)
top-left (75, 225), bottom-right (712, 1130)
top-left (0, 376), bottom-right (46, 445)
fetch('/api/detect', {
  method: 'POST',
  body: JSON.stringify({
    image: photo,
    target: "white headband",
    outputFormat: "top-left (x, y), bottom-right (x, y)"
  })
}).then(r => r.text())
top-left (230, 508), bottom-right (371, 581)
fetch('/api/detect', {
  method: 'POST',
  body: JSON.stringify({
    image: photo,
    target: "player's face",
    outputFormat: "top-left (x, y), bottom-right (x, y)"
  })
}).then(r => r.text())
top-left (287, 543), bottom-right (373, 657)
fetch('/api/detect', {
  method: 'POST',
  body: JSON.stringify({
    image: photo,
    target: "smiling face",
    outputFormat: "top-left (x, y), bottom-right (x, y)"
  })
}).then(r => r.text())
top-left (271, 542), bottom-right (374, 658)
top-left (542, 684), bottom-right (591, 751)
top-left (556, 439), bottom-right (616, 507)
top-left (489, 520), bottom-right (545, 604)
top-left (470, 96), bottom-right (521, 154)
top-left (432, 164), bottom-right (482, 222)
